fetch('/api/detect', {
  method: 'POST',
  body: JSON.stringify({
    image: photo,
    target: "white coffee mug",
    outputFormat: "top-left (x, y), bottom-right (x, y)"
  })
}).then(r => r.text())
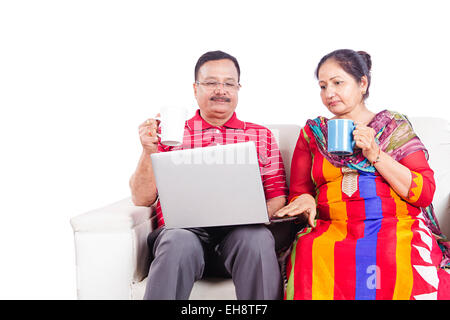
top-left (156, 106), bottom-right (187, 147)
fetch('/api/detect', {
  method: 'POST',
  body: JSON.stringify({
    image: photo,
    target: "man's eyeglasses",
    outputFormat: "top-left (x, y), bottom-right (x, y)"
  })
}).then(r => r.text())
top-left (195, 80), bottom-right (240, 91)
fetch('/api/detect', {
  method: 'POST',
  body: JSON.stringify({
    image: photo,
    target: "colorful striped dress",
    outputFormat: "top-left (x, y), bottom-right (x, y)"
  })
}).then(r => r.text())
top-left (285, 110), bottom-right (449, 300)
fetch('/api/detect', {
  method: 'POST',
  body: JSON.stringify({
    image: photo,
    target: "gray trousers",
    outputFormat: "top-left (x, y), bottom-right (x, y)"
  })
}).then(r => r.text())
top-left (143, 224), bottom-right (282, 300)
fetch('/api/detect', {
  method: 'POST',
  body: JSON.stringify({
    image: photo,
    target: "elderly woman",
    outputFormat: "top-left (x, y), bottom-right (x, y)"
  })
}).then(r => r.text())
top-left (275, 49), bottom-right (450, 300)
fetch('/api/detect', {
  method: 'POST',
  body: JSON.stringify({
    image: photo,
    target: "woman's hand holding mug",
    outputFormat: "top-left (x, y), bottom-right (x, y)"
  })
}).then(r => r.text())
top-left (353, 122), bottom-right (380, 164)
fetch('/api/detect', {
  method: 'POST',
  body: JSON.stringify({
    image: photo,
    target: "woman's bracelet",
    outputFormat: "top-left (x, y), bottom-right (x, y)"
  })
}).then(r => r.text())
top-left (371, 147), bottom-right (381, 166)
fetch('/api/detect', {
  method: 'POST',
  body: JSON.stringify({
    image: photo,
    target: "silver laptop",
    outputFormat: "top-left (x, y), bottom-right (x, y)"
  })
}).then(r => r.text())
top-left (151, 142), bottom-right (269, 229)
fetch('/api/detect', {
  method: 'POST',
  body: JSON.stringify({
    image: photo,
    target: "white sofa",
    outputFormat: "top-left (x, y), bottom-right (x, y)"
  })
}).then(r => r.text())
top-left (70, 117), bottom-right (450, 300)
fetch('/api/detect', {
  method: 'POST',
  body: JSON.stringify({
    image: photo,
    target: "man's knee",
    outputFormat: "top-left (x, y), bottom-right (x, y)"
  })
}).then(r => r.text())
top-left (154, 228), bottom-right (204, 261)
top-left (227, 225), bottom-right (276, 252)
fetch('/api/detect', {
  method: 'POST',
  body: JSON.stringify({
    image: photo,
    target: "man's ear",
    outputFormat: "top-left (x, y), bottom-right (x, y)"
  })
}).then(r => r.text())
top-left (193, 82), bottom-right (198, 99)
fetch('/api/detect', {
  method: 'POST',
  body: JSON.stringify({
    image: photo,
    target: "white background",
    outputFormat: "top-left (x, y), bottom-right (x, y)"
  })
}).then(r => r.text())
top-left (0, 0), bottom-right (449, 299)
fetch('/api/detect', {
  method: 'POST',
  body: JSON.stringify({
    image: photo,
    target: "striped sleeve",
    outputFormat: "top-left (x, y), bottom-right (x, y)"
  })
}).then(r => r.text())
top-left (259, 129), bottom-right (288, 200)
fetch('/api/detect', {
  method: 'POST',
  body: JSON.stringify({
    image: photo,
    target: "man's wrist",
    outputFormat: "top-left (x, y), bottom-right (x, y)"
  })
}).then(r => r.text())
top-left (142, 147), bottom-right (157, 156)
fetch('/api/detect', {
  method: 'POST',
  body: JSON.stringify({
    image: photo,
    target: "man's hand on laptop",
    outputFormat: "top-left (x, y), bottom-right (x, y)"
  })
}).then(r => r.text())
top-left (139, 114), bottom-right (160, 154)
top-left (266, 196), bottom-right (287, 218)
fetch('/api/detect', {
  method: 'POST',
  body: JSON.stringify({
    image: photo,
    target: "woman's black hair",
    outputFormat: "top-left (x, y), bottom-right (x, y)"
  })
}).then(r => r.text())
top-left (315, 49), bottom-right (372, 99)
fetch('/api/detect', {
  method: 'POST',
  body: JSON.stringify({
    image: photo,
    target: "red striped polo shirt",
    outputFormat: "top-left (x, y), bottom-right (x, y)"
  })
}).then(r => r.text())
top-left (154, 109), bottom-right (288, 227)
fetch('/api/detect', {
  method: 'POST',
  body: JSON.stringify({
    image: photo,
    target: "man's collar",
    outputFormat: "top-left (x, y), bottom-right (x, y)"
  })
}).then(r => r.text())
top-left (186, 109), bottom-right (246, 131)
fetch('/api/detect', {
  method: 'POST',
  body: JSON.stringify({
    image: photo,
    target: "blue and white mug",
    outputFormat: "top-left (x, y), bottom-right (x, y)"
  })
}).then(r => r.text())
top-left (327, 119), bottom-right (355, 156)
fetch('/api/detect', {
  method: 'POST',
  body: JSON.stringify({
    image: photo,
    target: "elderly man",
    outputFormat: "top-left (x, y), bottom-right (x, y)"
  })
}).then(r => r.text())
top-left (130, 50), bottom-right (288, 300)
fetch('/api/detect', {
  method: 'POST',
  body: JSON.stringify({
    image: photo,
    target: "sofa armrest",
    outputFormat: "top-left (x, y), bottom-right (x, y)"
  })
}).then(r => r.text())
top-left (70, 197), bottom-right (156, 299)
top-left (70, 197), bottom-right (155, 232)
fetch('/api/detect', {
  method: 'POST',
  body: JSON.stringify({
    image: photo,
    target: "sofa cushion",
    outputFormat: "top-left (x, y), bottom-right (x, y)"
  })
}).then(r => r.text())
top-left (265, 124), bottom-right (302, 187)
top-left (409, 117), bottom-right (450, 238)
top-left (131, 277), bottom-right (236, 300)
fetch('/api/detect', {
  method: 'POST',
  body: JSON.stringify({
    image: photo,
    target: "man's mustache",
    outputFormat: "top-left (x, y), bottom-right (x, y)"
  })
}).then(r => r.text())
top-left (210, 96), bottom-right (231, 102)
